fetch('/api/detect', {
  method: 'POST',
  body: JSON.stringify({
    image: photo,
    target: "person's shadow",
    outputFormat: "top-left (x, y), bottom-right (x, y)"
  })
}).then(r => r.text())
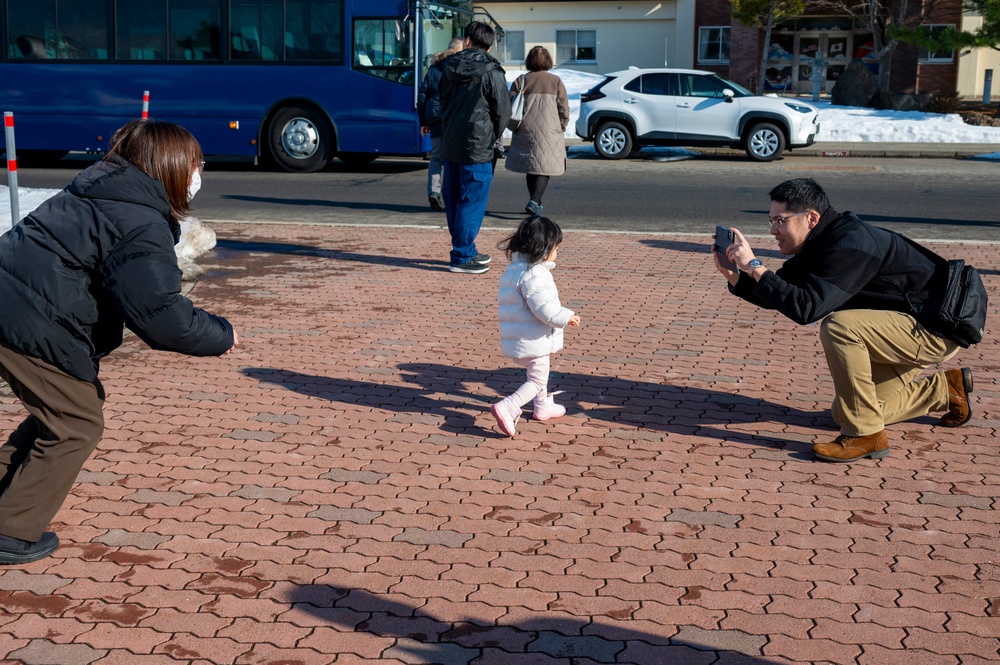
top-left (241, 363), bottom-right (835, 457)
top-left (215, 239), bottom-right (450, 272)
top-left (285, 585), bottom-right (786, 664)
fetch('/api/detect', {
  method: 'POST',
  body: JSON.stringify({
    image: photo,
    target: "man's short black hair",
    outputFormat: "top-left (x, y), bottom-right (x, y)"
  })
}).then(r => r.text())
top-left (464, 21), bottom-right (495, 50)
top-left (769, 178), bottom-right (831, 214)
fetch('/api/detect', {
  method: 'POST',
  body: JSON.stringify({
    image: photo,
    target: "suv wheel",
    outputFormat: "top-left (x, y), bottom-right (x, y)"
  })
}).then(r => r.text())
top-left (744, 122), bottom-right (785, 161)
top-left (595, 121), bottom-right (633, 160)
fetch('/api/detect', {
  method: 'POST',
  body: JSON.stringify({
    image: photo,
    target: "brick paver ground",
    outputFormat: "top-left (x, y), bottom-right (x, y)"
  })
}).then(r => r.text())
top-left (1, 222), bottom-right (997, 665)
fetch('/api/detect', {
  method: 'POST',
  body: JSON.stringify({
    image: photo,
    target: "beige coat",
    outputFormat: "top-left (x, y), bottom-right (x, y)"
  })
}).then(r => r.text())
top-left (505, 71), bottom-right (569, 176)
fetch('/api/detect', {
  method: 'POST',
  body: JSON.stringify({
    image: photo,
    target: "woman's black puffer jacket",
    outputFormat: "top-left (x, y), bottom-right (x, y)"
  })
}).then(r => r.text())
top-left (0, 156), bottom-right (234, 384)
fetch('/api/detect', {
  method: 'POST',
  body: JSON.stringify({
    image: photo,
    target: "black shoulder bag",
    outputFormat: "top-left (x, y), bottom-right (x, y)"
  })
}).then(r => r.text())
top-left (900, 236), bottom-right (988, 348)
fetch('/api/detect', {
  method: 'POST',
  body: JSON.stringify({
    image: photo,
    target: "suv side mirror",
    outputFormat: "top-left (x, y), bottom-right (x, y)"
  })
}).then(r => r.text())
top-left (723, 88), bottom-right (735, 103)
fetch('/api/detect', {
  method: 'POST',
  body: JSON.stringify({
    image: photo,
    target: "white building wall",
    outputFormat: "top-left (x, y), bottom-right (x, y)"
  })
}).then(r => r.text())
top-left (956, 15), bottom-right (1000, 99)
top-left (479, 1), bottom-right (694, 73)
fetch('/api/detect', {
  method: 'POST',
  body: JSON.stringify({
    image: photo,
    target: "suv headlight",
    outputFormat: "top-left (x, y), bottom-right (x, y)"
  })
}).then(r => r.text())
top-left (784, 103), bottom-right (815, 114)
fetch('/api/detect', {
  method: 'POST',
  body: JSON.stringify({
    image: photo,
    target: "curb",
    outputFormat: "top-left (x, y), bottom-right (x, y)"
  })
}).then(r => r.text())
top-left (558, 138), bottom-right (999, 159)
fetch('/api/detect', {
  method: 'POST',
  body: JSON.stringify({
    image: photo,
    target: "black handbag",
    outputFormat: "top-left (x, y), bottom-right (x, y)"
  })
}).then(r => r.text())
top-left (901, 236), bottom-right (988, 348)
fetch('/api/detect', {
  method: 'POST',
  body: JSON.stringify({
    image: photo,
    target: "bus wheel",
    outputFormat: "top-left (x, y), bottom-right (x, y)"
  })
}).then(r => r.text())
top-left (338, 152), bottom-right (378, 167)
top-left (268, 105), bottom-right (332, 173)
top-left (16, 150), bottom-right (69, 166)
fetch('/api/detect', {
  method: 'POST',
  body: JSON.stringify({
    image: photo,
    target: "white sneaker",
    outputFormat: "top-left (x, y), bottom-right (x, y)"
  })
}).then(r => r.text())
top-left (490, 399), bottom-right (521, 437)
top-left (533, 394), bottom-right (566, 421)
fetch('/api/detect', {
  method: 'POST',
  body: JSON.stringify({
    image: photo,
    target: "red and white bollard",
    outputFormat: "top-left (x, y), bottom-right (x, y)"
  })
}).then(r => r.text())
top-left (142, 90), bottom-right (150, 119)
top-left (4, 111), bottom-right (18, 227)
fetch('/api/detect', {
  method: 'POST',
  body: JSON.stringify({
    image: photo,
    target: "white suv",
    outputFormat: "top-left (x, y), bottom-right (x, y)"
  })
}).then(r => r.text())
top-left (575, 68), bottom-right (820, 161)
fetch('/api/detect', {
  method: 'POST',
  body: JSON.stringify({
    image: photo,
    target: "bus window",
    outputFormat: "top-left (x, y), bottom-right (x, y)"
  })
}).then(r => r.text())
top-left (231, 0), bottom-right (283, 61)
top-left (7, 0), bottom-right (110, 60)
top-left (169, 0), bottom-right (221, 61)
top-left (117, 0), bottom-right (167, 61)
top-left (285, 0), bottom-right (342, 61)
top-left (353, 18), bottom-right (412, 84)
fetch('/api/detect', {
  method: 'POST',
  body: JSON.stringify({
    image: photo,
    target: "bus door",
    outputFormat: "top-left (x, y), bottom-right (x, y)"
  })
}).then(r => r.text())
top-left (344, 16), bottom-right (422, 155)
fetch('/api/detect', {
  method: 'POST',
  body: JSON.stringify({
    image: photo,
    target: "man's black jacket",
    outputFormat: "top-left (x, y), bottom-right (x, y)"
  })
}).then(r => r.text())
top-left (730, 208), bottom-right (939, 326)
top-left (439, 47), bottom-right (510, 164)
top-left (0, 157), bottom-right (234, 384)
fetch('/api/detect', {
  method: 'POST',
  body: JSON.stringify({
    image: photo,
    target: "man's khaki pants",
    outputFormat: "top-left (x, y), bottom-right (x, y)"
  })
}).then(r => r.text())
top-left (0, 345), bottom-right (104, 542)
top-left (820, 310), bottom-right (959, 437)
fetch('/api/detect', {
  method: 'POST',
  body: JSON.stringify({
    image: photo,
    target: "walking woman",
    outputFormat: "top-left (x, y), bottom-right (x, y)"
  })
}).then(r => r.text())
top-left (0, 119), bottom-right (237, 565)
top-left (505, 46), bottom-right (570, 216)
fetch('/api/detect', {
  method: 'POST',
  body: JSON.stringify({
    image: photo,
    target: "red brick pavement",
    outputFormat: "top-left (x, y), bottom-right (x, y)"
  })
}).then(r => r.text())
top-left (1, 223), bottom-right (997, 665)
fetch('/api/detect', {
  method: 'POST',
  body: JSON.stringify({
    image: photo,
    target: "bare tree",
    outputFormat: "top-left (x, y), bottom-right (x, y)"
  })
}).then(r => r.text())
top-left (812, 0), bottom-right (957, 90)
top-left (732, 0), bottom-right (807, 94)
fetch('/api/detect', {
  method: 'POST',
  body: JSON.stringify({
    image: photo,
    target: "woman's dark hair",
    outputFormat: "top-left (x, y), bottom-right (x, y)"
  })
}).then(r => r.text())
top-left (497, 215), bottom-right (563, 264)
top-left (103, 119), bottom-right (202, 224)
top-left (525, 45), bottom-right (553, 72)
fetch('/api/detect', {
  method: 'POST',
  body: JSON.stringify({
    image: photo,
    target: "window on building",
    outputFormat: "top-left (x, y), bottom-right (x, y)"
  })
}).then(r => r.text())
top-left (556, 29), bottom-right (595, 64)
top-left (918, 24), bottom-right (955, 63)
top-left (698, 26), bottom-right (730, 64)
top-left (496, 30), bottom-right (524, 64)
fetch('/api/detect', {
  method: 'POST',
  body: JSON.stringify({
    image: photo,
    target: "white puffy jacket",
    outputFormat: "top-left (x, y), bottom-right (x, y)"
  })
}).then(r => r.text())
top-left (498, 253), bottom-right (575, 358)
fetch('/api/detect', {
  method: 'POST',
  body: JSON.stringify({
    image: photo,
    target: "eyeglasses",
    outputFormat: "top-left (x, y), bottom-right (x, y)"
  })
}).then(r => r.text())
top-left (196, 160), bottom-right (206, 174)
top-left (767, 210), bottom-right (807, 228)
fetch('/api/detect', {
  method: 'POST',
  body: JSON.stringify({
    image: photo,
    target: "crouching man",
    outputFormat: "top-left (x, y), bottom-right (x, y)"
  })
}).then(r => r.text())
top-left (713, 178), bottom-right (973, 462)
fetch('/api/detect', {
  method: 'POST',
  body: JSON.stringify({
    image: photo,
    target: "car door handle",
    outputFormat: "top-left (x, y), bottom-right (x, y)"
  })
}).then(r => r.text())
top-left (624, 98), bottom-right (638, 104)
top-left (677, 103), bottom-right (692, 108)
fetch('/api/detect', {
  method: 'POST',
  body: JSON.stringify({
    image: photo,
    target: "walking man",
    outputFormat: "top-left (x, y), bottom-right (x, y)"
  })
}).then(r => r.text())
top-left (713, 178), bottom-right (975, 463)
top-left (439, 21), bottom-right (510, 274)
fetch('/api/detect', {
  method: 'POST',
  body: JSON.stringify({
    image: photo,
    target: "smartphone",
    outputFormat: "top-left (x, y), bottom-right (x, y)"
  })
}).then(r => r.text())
top-left (714, 225), bottom-right (737, 271)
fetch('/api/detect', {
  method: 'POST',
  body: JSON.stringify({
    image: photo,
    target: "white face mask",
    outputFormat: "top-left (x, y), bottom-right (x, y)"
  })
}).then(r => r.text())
top-left (188, 170), bottom-right (202, 202)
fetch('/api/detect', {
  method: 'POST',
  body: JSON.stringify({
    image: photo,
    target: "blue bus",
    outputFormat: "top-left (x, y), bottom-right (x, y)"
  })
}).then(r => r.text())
top-left (0, 0), bottom-right (500, 172)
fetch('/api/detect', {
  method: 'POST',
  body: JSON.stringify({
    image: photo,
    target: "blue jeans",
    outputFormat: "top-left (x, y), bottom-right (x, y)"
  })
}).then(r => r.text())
top-left (443, 161), bottom-right (492, 266)
top-left (427, 136), bottom-right (444, 196)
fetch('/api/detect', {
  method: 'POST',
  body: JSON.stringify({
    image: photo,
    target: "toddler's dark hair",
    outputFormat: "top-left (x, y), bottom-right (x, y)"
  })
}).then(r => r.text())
top-left (497, 215), bottom-right (563, 265)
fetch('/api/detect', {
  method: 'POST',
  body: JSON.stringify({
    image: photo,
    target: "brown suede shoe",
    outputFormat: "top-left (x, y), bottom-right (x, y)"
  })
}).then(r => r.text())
top-left (812, 430), bottom-right (889, 463)
top-left (939, 368), bottom-right (973, 428)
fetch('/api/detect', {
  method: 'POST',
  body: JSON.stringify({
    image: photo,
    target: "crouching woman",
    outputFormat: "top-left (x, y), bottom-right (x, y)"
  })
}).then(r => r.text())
top-left (0, 119), bottom-right (238, 564)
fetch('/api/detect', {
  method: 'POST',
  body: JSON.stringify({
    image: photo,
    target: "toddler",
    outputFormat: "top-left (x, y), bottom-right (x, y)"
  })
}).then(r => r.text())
top-left (491, 216), bottom-right (580, 437)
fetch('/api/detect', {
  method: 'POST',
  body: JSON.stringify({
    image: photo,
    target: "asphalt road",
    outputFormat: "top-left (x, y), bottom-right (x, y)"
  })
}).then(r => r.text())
top-left (14, 151), bottom-right (999, 241)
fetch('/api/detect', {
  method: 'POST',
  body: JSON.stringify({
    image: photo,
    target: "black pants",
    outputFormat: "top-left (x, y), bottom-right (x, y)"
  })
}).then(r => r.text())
top-left (526, 174), bottom-right (550, 204)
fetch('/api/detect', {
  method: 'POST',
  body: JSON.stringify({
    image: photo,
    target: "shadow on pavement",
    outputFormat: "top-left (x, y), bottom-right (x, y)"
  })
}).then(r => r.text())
top-left (641, 239), bottom-right (786, 261)
top-left (214, 239), bottom-right (450, 272)
top-left (856, 212), bottom-right (999, 228)
top-left (285, 585), bottom-right (785, 664)
top-left (241, 364), bottom-right (834, 454)
top-left (222, 194), bottom-right (432, 215)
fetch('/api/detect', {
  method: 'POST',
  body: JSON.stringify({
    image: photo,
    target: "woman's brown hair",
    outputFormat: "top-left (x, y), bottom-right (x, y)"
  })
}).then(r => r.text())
top-left (525, 46), bottom-right (553, 72)
top-left (103, 119), bottom-right (202, 224)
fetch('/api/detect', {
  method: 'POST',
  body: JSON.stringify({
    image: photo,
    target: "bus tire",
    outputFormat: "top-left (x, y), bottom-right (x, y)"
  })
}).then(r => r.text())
top-left (338, 152), bottom-right (378, 166)
top-left (16, 150), bottom-right (69, 166)
top-left (267, 105), bottom-right (333, 173)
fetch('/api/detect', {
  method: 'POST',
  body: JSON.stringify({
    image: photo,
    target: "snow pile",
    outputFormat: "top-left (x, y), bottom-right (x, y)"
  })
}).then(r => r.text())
top-left (501, 68), bottom-right (1000, 146)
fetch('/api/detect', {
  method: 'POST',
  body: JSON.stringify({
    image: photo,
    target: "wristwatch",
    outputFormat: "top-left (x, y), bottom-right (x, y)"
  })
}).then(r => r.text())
top-left (746, 258), bottom-right (763, 271)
